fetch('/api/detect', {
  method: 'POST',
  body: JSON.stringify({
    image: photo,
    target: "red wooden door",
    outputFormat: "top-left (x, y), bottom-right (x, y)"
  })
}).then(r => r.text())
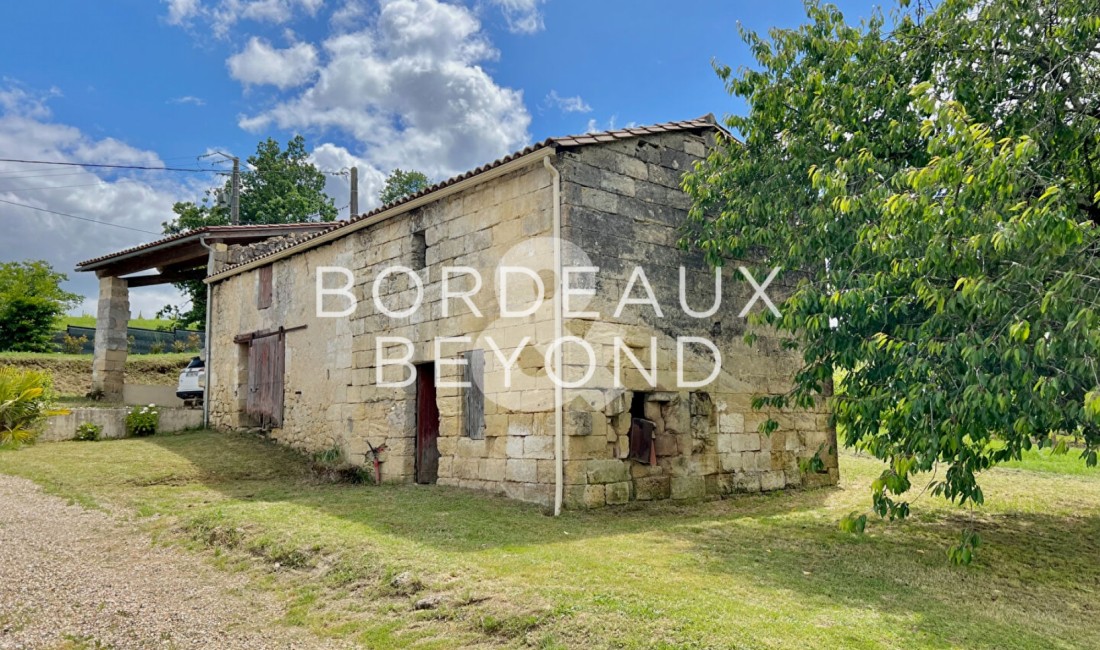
top-left (416, 363), bottom-right (439, 484)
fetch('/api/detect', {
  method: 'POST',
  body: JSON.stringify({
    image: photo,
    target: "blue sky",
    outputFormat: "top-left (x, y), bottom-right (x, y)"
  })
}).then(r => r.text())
top-left (0, 0), bottom-right (883, 316)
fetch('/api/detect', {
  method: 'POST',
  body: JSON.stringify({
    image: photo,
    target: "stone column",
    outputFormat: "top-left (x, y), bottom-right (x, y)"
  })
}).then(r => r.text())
top-left (91, 275), bottom-right (129, 401)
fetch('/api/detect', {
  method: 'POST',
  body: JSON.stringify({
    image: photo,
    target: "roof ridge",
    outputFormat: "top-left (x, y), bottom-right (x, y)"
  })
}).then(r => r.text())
top-left (209, 114), bottom-right (722, 278)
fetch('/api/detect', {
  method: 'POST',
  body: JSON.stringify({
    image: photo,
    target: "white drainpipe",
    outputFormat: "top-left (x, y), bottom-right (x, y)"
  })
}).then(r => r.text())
top-left (199, 236), bottom-right (214, 429)
top-left (543, 156), bottom-right (564, 516)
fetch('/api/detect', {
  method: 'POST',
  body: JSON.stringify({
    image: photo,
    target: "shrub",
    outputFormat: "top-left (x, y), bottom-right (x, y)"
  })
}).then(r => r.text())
top-left (60, 333), bottom-right (88, 354)
top-left (125, 404), bottom-right (159, 437)
top-left (0, 297), bottom-right (62, 352)
top-left (186, 332), bottom-right (202, 352)
top-left (0, 367), bottom-right (66, 446)
top-left (74, 421), bottom-right (101, 441)
top-left (171, 339), bottom-right (186, 353)
top-left (0, 260), bottom-right (81, 352)
top-left (149, 341), bottom-right (166, 354)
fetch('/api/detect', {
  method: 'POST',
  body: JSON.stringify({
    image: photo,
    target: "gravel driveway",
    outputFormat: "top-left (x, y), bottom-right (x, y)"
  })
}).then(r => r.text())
top-left (0, 474), bottom-right (345, 650)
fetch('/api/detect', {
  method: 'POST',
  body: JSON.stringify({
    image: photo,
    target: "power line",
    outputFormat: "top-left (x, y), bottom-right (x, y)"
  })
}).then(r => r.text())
top-left (0, 169), bottom-right (132, 179)
top-left (0, 179), bottom-right (140, 193)
top-left (0, 157), bottom-right (220, 173)
top-left (0, 165), bottom-right (347, 180)
top-left (0, 197), bottom-right (161, 234)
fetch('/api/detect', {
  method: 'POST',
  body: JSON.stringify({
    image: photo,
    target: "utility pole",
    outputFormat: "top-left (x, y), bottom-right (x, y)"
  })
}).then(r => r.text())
top-left (230, 156), bottom-right (240, 225)
top-left (349, 166), bottom-right (359, 217)
top-left (202, 151), bottom-right (241, 225)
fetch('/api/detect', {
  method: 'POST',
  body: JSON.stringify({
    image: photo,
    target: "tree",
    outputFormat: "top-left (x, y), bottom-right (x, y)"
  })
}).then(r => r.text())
top-left (379, 168), bottom-right (430, 206)
top-left (0, 261), bottom-right (81, 352)
top-left (682, 0), bottom-right (1100, 559)
top-left (161, 135), bottom-right (338, 327)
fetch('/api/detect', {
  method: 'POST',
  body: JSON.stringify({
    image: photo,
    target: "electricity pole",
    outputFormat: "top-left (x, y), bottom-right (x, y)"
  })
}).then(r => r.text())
top-left (230, 156), bottom-right (240, 225)
top-left (349, 166), bottom-right (358, 217)
top-left (201, 151), bottom-right (241, 225)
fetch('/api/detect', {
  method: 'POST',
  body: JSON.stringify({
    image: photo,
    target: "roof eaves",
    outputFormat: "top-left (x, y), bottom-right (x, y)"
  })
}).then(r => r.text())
top-left (75, 222), bottom-right (341, 271)
top-left (204, 114), bottom-right (725, 282)
top-left (206, 145), bottom-right (558, 282)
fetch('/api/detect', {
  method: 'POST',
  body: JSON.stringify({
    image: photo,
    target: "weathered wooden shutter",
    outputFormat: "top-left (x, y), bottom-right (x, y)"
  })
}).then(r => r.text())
top-left (463, 349), bottom-right (484, 439)
top-left (257, 265), bottom-right (273, 309)
top-left (245, 330), bottom-right (284, 428)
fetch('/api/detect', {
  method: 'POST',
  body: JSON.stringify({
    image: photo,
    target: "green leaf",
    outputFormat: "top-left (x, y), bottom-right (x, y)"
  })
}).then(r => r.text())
top-left (1008, 320), bottom-right (1030, 343)
top-left (839, 512), bottom-right (868, 535)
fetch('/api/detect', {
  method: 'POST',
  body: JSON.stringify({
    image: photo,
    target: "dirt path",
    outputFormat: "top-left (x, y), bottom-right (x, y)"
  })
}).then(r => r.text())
top-left (0, 474), bottom-right (345, 650)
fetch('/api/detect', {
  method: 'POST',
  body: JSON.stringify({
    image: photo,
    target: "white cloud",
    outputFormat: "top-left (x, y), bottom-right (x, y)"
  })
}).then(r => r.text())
top-left (586, 115), bottom-right (635, 133)
top-left (237, 0), bottom-right (532, 182)
top-left (487, 0), bottom-right (545, 34)
top-left (164, 0), bottom-right (323, 39)
top-left (329, 0), bottom-right (369, 30)
top-left (169, 95), bottom-right (206, 106)
top-left (165, 0), bottom-right (201, 24)
top-left (0, 85), bottom-right (195, 317)
top-left (308, 143), bottom-right (388, 215)
top-left (546, 90), bottom-right (591, 113)
top-left (0, 84), bottom-right (61, 119)
top-left (227, 38), bottom-right (319, 89)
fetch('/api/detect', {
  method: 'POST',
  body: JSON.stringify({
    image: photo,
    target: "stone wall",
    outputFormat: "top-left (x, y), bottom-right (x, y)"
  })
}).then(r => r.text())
top-left (555, 130), bottom-right (838, 508)
top-left (224, 232), bottom-right (326, 268)
top-left (91, 276), bottom-right (129, 401)
top-left (41, 406), bottom-right (203, 442)
top-left (206, 131), bottom-right (837, 510)
top-left (208, 163), bottom-right (559, 503)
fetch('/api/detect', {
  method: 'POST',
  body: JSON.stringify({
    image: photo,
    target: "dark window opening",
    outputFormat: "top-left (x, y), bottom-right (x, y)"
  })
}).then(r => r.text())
top-left (628, 391), bottom-right (656, 465)
top-left (258, 265), bottom-right (273, 309)
top-left (630, 391), bottom-right (647, 419)
top-left (412, 230), bottom-right (427, 269)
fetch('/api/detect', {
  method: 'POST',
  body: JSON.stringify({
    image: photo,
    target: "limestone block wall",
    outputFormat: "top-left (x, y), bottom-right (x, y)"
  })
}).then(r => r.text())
top-left (208, 163), bottom-right (560, 502)
top-left (554, 131), bottom-right (838, 508)
top-left (206, 133), bottom-right (837, 510)
top-left (208, 237), bottom-right (358, 457)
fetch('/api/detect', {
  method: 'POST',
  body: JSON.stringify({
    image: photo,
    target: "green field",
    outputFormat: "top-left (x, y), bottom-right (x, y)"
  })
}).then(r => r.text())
top-left (1, 432), bottom-right (1097, 649)
top-left (59, 315), bottom-right (198, 331)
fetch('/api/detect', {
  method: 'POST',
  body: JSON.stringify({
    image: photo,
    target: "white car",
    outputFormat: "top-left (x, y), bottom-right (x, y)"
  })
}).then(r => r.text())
top-left (176, 355), bottom-right (205, 402)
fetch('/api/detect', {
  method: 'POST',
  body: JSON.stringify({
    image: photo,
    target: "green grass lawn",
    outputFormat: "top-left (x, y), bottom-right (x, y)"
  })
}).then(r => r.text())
top-left (1, 433), bottom-right (1098, 649)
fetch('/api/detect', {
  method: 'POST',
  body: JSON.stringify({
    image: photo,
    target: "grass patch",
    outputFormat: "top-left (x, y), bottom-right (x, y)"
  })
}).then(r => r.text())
top-left (1, 431), bottom-right (1099, 649)
top-left (60, 315), bottom-right (198, 331)
top-left (1001, 446), bottom-right (1100, 476)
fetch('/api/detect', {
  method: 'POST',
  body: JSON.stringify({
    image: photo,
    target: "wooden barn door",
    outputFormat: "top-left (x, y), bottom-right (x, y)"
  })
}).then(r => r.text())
top-left (245, 331), bottom-right (285, 428)
top-left (415, 362), bottom-right (439, 484)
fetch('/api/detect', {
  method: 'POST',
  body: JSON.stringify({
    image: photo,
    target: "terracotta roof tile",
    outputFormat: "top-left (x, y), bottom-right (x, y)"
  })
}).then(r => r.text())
top-left (75, 222), bottom-right (342, 269)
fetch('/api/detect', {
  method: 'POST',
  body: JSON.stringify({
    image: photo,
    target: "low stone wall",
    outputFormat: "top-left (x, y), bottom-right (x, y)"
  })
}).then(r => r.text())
top-left (41, 407), bottom-right (203, 442)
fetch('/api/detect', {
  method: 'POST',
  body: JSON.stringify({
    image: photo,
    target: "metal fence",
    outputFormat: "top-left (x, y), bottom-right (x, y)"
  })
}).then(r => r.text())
top-left (52, 326), bottom-right (205, 355)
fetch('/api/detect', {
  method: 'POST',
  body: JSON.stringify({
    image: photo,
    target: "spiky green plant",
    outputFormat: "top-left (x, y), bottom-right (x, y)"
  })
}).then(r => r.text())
top-left (0, 366), bottom-right (66, 446)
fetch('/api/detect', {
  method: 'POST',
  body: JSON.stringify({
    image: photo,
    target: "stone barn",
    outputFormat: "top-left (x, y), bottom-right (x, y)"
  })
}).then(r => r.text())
top-left (202, 115), bottom-right (838, 512)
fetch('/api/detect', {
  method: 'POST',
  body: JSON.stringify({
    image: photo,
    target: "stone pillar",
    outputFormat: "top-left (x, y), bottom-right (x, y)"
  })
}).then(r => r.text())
top-left (91, 275), bottom-right (129, 401)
